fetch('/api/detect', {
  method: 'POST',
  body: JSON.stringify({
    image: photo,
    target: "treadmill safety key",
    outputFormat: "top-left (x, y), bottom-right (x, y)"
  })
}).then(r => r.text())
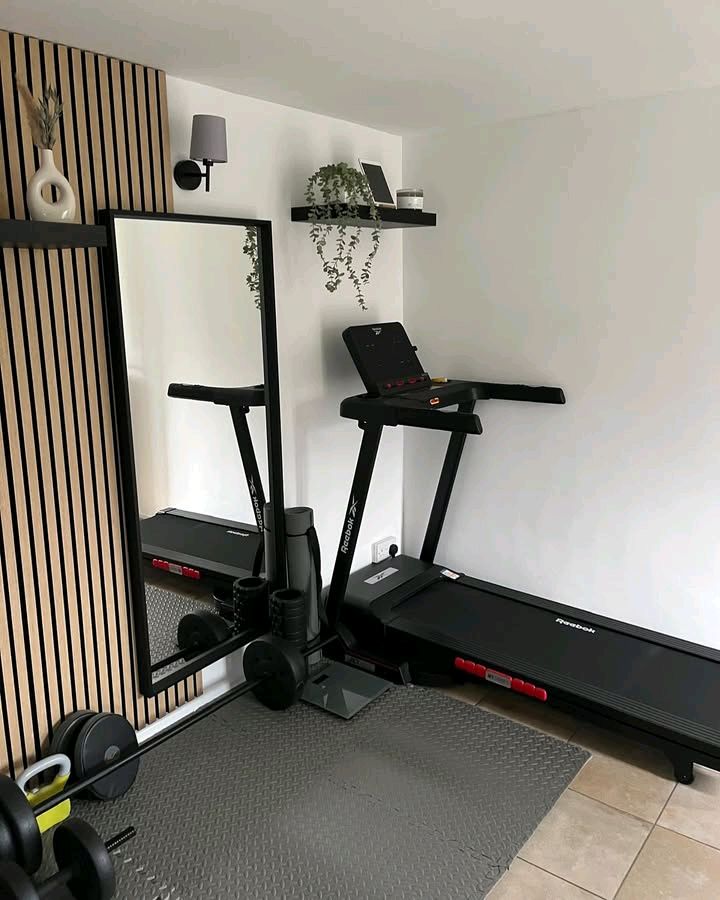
top-left (453, 657), bottom-right (547, 702)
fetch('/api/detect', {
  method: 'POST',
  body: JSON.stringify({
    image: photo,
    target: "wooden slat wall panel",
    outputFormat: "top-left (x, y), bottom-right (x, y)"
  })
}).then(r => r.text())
top-left (0, 29), bottom-right (201, 777)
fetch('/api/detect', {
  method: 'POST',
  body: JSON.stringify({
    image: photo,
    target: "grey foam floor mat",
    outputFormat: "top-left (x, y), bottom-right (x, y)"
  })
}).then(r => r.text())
top-left (42, 687), bottom-right (588, 899)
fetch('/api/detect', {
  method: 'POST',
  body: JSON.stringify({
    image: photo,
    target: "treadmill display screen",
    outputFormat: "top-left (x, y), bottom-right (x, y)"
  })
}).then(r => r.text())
top-left (343, 322), bottom-right (427, 395)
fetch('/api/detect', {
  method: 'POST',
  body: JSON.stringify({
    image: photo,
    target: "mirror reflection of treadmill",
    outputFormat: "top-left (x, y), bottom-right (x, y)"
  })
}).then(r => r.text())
top-left (140, 382), bottom-right (266, 611)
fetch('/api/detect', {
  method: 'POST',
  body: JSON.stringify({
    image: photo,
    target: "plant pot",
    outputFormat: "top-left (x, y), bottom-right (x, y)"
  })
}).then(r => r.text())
top-left (26, 148), bottom-right (76, 223)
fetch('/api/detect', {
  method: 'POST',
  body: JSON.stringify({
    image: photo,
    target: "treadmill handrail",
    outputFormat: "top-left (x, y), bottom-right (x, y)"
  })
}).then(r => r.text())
top-left (391, 400), bottom-right (483, 434)
top-left (168, 382), bottom-right (265, 407)
top-left (340, 380), bottom-right (564, 433)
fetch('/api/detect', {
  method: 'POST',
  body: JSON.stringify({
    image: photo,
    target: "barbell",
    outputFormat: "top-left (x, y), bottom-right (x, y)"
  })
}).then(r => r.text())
top-left (0, 633), bottom-right (331, 874)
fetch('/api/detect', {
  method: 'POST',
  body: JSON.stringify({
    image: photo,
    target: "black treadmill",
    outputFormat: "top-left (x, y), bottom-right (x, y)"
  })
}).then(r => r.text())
top-left (327, 322), bottom-right (720, 783)
top-left (141, 383), bottom-right (266, 601)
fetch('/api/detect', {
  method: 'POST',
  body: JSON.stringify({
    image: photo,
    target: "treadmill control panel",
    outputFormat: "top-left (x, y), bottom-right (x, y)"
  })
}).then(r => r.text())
top-left (454, 657), bottom-right (548, 702)
top-left (343, 322), bottom-right (430, 397)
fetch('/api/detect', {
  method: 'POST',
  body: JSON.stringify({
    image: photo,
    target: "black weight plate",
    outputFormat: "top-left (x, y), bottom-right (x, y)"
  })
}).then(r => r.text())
top-left (74, 714), bottom-right (140, 802)
top-left (54, 818), bottom-right (116, 900)
top-left (243, 636), bottom-right (306, 711)
top-left (272, 608), bottom-right (307, 620)
top-left (273, 626), bottom-right (307, 637)
top-left (271, 597), bottom-right (306, 611)
top-left (177, 610), bottom-right (230, 656)
top-left (50, 709), bottom-right (96, 767)
top-left (0, 815), bottom-right (14, 863)
top-left (0, 861), bottom-right (36, 900)
top-left (0, 777), bottom-right (42, 874)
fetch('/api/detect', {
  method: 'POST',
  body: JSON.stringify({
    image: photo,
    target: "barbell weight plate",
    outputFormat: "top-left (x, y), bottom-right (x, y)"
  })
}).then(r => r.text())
top-left (0, 777), bottom-right (42, 874)
top-left (50, 710), bottom-right (96, 766)
top-left (0, 861), bottom-right (36, 900)
top-left (177, 610), bottom-right (231, 659)
top-left (0, 815), bottom-right (14, 862)
top-left (53, 818), bottom-right (116, 900)
top-left (242, 636), bottom-right (306, 710)
top-left (74, 714), bottom-right (140, 802)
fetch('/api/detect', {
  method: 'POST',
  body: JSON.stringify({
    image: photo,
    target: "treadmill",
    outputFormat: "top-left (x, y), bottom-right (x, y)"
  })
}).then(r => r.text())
top-left (141, 383), bottom-right (266, 604)
top-left (326, 322), bottom-right (720, 783)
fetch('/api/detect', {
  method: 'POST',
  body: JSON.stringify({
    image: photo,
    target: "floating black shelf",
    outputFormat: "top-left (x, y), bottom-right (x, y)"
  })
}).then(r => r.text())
top-left (291, 205), bottom-right (436, 229)
top-left (0, 218), bottom-right (107, 249)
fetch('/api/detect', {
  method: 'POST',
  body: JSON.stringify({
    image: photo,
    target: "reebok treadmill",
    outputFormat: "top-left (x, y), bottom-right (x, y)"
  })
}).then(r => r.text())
top-left (327, 322), bottom-right (720, 783)
top-left (141, 383), bottom-right (266, 599)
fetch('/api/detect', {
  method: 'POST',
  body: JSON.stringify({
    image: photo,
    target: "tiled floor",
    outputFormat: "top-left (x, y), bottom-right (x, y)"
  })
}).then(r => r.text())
top-left (439, 681), bottom-right (720, 899)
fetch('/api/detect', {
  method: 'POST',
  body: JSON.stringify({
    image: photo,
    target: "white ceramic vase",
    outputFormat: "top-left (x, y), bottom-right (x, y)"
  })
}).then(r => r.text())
top-left (26, 148), bottom-right (76, 222)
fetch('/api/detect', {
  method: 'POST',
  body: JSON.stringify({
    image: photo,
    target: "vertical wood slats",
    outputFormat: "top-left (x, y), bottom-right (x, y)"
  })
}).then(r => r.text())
top-left (0, 29), bottom-right (200, 778)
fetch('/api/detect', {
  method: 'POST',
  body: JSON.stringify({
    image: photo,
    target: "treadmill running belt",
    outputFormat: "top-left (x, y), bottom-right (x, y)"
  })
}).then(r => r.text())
top-left (392, 581), bottom-right (720, 740)
top-left (141, 512), bottom-right (260, 570)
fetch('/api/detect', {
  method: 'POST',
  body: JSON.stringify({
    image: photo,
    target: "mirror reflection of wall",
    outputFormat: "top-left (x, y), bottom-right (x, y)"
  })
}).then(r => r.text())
top-left (112, 218), bottom-right (266, 681)
top-left (114, 219), bottom-right (266, 525)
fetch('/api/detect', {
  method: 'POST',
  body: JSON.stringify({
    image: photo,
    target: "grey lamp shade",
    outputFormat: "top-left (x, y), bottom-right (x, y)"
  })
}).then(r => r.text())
top-left (189, 114), bottom-right (227, 163)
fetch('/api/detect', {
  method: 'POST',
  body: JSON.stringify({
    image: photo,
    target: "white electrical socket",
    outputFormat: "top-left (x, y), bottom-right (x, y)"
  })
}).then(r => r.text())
top-left (372, 536), bottom-right (397, 565)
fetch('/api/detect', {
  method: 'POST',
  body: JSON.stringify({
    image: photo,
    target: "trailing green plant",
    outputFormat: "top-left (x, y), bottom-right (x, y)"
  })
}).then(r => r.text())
top-left (305, 162), bottom-right (381, 310)
top-left (243, 226), bottom-right (261, 309)
top-left (17, 80), bottom-right (63, 149)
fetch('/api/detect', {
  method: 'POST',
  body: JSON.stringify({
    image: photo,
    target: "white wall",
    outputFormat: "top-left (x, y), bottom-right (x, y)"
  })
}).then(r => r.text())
top-left (403, 88), bottom-right (720, 649)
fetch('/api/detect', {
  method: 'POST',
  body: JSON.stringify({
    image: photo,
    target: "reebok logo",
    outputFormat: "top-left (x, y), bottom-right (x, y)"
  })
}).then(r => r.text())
top-left (226, 530), bottom-right (250, 537)
top-left (372, 327), bottom-right (382, 335)
top-left (248, 475), bottom-right (263, 528)
top-left (340, 496), bottom-right (358, 554)
top-left (555, 617), bottom-right (596, 635)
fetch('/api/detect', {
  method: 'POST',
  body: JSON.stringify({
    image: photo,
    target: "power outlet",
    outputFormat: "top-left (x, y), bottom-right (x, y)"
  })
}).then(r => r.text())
top-left (372, 536), bottom-right (397, 565)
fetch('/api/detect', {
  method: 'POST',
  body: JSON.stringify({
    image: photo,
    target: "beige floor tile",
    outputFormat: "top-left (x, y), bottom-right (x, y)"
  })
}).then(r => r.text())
top-left (437, 682), bottom-right (487, 704)
top-left (569, 725), bottom-right (674, 822)
top-left (489, 859), bottom-right (600, 899)
top-left (659, 765), bottom-right (720, 849)
top-left (479, 686), bottom-right (576, 739)
top-left (519, 789), bottom-right (651, 898)
top-left (616, 826), bottom-right (720, 899)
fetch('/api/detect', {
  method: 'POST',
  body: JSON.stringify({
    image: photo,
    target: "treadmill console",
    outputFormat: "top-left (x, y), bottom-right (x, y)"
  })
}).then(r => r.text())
top-left (342, 322), bottom-right (430, 397)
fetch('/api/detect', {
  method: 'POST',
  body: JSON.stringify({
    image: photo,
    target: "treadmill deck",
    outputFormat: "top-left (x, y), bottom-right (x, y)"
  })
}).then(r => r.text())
top-left (390, 578), bottom-right (720, 748)
top-left (141, 508), bottom-right (262, 578)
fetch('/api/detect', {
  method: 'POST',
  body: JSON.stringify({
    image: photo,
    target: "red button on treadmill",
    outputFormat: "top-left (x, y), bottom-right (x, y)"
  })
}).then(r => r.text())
top-left (511, 678), bottom-right (525, 693)
top-left (533, 687), bottom-right (548, 702)
top-left (521, 683), bottom-right (536, 697)
top-left (473, 663), bottom-right (487, 678)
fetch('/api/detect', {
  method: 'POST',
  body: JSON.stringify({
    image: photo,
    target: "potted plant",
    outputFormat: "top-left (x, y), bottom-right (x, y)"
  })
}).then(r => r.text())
top-left (18, 80), bottom-right (76, 223)
top-left (304, 162), bottom-right (381, 310)
top-left (243, 226), bottom-right (261, 309)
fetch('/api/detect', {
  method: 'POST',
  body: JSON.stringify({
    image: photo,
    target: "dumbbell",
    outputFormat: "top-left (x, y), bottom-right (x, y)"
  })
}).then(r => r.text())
top-left (0, 713), bottom-right (138, 875)
top-left (177, 609), bottom-right (231, 660)
top-left (0, 819), bottom-right (135, 899)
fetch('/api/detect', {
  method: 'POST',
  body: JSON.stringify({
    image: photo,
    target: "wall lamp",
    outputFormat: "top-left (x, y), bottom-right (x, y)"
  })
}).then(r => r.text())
top-left (173, 114), bottom-right (227, 192)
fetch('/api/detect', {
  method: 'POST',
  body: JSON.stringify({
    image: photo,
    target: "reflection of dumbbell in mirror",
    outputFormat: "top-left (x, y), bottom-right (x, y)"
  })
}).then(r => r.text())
top-left (177, 609), bottom-right (231, 660)
top-left (0, 819), bottom-right (135, 899)
top-left (233, 576), bottom-right (270, 634)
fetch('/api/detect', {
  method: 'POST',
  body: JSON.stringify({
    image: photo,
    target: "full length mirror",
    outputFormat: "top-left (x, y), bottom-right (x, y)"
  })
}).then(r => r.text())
top-left (102, 212), bottom-right (285, 695)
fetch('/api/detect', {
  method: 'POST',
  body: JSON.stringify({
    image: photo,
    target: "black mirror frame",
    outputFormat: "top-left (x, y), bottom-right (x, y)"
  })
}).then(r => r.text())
top-left (99, 210), bottom-right (286, 696)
